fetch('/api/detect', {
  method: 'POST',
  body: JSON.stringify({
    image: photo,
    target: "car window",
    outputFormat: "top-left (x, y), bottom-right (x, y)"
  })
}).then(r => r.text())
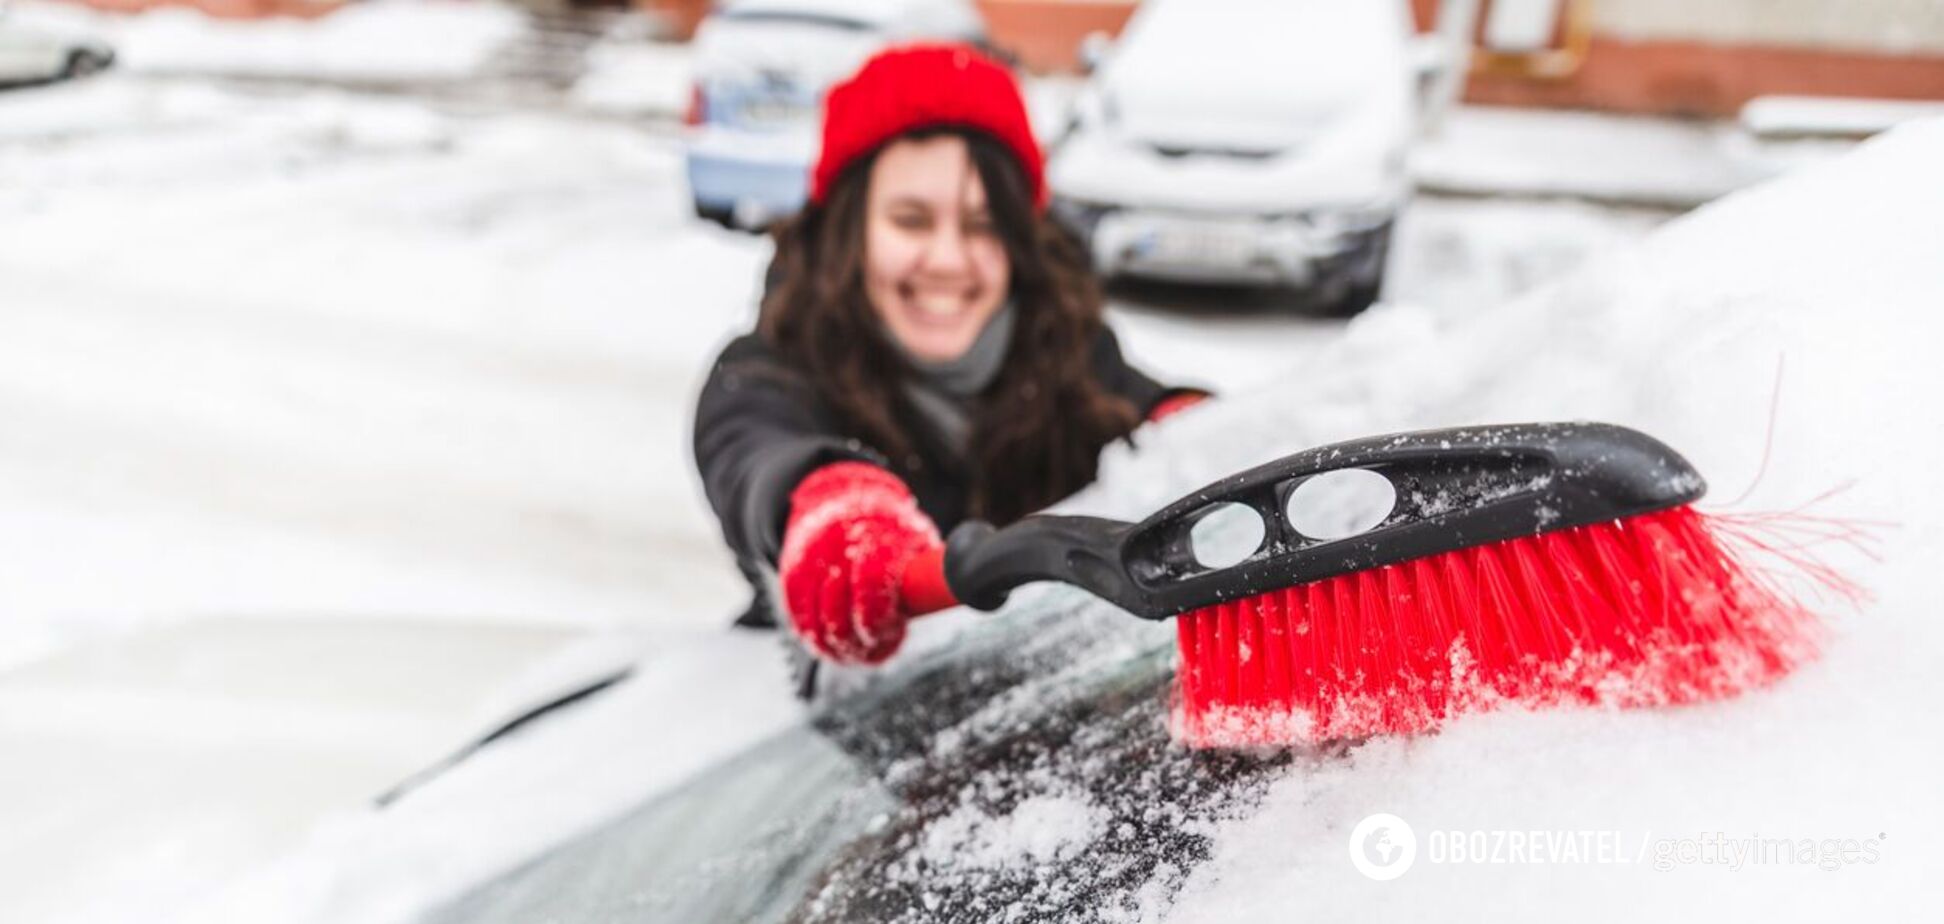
top-left (426, 596), bottom-right (1296, 923)
top-left (716, 9), bottom-right (876, 32)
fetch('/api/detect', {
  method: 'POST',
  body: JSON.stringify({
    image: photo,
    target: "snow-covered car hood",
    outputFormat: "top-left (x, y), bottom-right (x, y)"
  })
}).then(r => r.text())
top-left (695, 0), bottom-right (981, 86)
top-left (428, 599), bottom-right (1271, 923)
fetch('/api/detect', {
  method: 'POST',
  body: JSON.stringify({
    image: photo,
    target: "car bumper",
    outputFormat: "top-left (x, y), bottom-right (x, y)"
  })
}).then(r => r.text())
top-left (685, 132), bottom-right (813, 226)
top-left (1063, 201), bottom-right (1397, 286)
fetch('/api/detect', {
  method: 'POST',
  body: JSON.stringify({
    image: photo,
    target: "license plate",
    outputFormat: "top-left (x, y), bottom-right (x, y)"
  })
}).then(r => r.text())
top-left (1139, 224), bottom-right (1258, 267)
top-left (741, 99), bottom-right (812, 126)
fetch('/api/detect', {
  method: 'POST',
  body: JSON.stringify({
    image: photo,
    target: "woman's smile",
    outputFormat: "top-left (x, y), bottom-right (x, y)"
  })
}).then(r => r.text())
top-left (898, 281), bottom-right (984, 324)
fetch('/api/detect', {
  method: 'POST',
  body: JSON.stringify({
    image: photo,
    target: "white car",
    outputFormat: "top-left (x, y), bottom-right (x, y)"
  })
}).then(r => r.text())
top-left (684, 0), bottom-right (985, 230)
top-left (0, 21), bottom-right (113, 88)
top-left (1048, 0), bottom-right (1428, 314)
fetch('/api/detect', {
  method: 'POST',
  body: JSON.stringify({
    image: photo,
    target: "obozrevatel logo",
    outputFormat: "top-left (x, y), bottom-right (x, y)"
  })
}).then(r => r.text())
top-left (1350, 813), bottom-right (1418, 881)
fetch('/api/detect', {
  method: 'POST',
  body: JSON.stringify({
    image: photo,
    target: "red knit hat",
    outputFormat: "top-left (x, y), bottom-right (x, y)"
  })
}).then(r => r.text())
top-left (811, 43), bottom-right (1046, 212)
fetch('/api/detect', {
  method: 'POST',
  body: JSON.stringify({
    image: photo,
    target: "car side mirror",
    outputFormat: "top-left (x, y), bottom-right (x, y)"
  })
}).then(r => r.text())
top-left (1077, 31), bottom-right (1113, 75)
top-left (1408, 33), bottom-right (1467, 135)
top-left (1409, 34), bottom-right (1454, 81)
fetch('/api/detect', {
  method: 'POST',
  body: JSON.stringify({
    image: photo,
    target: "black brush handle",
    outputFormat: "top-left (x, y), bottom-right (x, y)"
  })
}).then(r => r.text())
top-left (941, 515), bottom-right (1132, 612)
top-left (942, 422), bottom-right (1706, 620)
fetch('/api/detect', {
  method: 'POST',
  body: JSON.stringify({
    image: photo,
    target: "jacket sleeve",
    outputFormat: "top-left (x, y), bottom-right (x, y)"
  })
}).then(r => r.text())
top-left (1088, 324), bottom-right (1210, 418)
top-left (693, 337), bottom-right (878, 564)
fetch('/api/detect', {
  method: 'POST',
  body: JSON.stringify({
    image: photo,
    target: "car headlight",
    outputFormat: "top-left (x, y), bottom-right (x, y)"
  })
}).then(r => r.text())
top-left (1050, 198), bottom-right (1114, 244)
top-left (1305, 204), bottom-right (1395, 238)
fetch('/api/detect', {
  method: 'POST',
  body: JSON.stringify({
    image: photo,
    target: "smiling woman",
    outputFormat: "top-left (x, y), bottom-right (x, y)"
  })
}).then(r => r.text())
top-left (692, 43), bottom-right (1206, 673)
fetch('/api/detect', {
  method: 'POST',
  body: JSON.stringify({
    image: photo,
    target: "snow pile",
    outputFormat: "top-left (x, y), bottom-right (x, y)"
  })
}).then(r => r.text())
top-left (8, 0), bottom-right (524, 82)
top-left (0, 78), bottom-right (769, 665)
top-left (1413, 105), bottom-right (1772, 207)
top-left (918, 791), bottom-right (1107, 871)
top-left (569, 38), bottom-right (692, 118)
top-left (1123, 117), bottom-right (1944, 920)
top-left (1741, 95), bottom-right (1944, 139)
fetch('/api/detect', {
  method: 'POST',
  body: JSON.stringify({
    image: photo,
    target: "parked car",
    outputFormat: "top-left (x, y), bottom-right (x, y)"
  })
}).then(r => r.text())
top-left (0, 20), bottom-right (113, 89)
top-left (684, 0), bottom-right (986, 231)
top-left (1047, 0), bottom-right (1427, 315)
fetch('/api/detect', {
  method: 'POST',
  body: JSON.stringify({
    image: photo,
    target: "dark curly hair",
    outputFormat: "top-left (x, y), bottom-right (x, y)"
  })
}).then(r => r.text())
top-left (758, 127), bottom-right (1140, 524)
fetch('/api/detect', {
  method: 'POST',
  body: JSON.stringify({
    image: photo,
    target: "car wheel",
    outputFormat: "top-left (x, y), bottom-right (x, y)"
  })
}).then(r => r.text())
top-left (1314, 221), bottom-right (1393, 318)
top-left (65, 50), bottom-right (113, 80)
top-left (693, 199), bottom-right (736, 230)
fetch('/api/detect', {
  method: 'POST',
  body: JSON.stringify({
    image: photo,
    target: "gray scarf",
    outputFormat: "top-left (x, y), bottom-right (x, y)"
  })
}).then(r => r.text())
top-left (894, 302), bottom-right (1015, 460)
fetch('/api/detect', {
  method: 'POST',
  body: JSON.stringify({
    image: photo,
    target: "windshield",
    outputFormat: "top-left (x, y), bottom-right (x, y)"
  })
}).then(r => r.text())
top-left (426, 596), bottom-right (1295, 922)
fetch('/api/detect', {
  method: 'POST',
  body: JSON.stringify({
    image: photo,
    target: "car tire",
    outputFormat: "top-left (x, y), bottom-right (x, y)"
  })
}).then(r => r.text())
top-left (1314, 221), bottom-right (1393, 318)
top-left (65, 50), bottom-right (112, 80)
top-left (693, 199), bottom-right (736, 230)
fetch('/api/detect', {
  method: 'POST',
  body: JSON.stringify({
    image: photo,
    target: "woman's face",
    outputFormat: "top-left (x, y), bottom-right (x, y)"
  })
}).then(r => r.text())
top-left (863, 134), bottom-right (1012, 363)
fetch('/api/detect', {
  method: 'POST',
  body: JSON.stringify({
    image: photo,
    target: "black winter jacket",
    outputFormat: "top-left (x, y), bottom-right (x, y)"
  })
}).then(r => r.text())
top-left (692, 325), bottom-right (1187, 627)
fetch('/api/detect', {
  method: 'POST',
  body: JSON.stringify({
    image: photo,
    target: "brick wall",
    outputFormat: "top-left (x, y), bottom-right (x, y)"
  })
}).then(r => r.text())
top-left (1421, 0), bottom-right (1944, 115)
top-left (61, 0), bottom-right (342, 18)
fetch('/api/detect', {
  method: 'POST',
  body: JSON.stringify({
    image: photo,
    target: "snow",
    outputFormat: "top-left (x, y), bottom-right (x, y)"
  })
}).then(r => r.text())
top-left (1127, 117), bottom-right (1944, 920)
top-left (1413, 104), bottom-right (1776, 208)
top-left (6, 0), bottom-right (526, 83)
top-left (1741, 94), bottom-right (1944, 138)
top-left (569, 37), bottom-right (692, 119)
top-left (0, 65), bottom-right (818, 921)
top-left (176, 628), bottom-right (802, 924)
top-left (5, 4), bottom-right (1937, 918)
top-left (0, 77), bottom-right (769, 660)
top-left (918, 790), bottom-right (1107, 870)
top-left (0, 617), bottom-right (609, 924)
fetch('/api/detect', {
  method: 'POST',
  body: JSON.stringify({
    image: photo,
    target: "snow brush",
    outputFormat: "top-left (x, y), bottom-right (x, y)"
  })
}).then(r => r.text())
top-left (897, 422), bottom-right (1826, 748)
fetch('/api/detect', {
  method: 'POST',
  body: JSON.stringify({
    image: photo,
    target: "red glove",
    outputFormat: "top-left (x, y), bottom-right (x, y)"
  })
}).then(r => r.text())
top-left (777, 462), bottom-right (943, 664)
top-left (1147, 391), bottom-right (1208, 423)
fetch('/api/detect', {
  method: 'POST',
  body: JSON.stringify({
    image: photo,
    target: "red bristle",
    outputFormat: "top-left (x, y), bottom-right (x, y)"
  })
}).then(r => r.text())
top-left (1548, 527), bottom-right (1633, 660)
top-left (1383, 564), bottom-right (1430, 699)
top-left (1205, 602), bottom-right (1232, 708)
top-left (1257, 591), bottom-right (1295, 709)
top-left (1234, 597), bottom-right (1268, 709)
top-left (1172, 505), bottom-right (1836, 749)
top-left (1469, 542), bottom-right (1528, 690)
top-left (1175, 613), bottom-right (1204, 724)
top-left (1286, 586), bottom-right (1320, 711)
top-left (1222, 601), bottom-right (1248, 705)
top-left (1328, 576), bottom-right (1358, 688)
top-left (1355, 569), bottom-right (1391, 695)
top-left (1506, 533), bottom-right (1577, 665)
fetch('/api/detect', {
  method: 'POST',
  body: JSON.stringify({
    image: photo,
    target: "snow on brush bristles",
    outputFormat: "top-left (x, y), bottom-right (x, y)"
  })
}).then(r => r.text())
top-left (1171, 504), bottom-right (1866, 750)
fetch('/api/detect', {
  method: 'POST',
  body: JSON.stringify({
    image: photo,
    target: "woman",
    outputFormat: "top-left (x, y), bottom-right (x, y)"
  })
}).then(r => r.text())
top-left (693, 44), bottom-right (1203, 669)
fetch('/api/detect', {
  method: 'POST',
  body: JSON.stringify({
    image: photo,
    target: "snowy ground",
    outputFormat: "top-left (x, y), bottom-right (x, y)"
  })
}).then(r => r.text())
top-left (4, 3), bottom-right (1930, 922)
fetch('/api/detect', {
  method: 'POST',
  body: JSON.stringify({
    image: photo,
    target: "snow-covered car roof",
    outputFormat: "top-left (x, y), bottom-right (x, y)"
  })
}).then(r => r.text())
top-left (716, 0), bottom-right (982, 35)
top-left (1104, 0), bottom-right (1411, 115)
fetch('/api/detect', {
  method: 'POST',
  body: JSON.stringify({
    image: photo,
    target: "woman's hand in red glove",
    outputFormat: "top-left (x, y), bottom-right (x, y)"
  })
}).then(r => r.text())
top-left (777, 462), bottom-right (943, 664)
